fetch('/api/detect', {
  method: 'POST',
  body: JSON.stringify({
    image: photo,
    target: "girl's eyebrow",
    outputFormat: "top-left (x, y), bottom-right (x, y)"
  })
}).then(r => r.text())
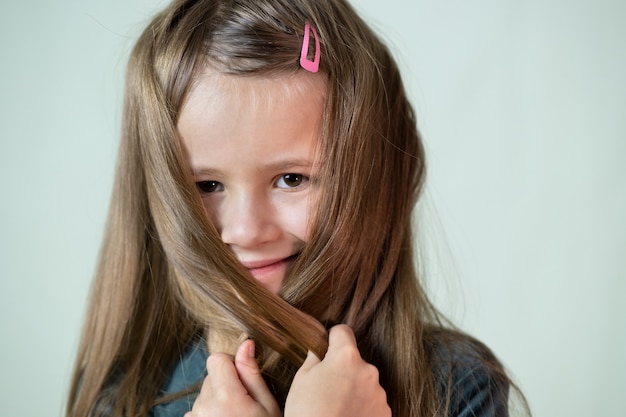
top-left (191, 167), bottom-right (221, 177)
top-left (265, 158), bottom-right (315, 171)
top-left (191, 158), bottom-right (316, 177)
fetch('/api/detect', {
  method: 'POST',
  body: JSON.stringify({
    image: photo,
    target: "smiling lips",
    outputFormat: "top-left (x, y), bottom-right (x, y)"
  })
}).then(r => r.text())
top-left (238, 254), bottom-right (298, 294)
top-left (242, 256), bottom-right (294, 279)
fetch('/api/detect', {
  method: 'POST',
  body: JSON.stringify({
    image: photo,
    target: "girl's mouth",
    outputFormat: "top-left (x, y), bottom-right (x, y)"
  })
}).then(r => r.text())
top-left (242, 255), bottom-right (298, 294)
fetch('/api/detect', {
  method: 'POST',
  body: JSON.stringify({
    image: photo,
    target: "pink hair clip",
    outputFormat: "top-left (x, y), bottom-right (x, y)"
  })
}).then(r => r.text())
top-left (300, 22), bottom-right (320, 73)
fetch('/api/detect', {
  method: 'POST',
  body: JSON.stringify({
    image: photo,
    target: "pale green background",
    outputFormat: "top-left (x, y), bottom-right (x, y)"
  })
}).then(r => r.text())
top-left (1, 0), bottom-right (624, 416)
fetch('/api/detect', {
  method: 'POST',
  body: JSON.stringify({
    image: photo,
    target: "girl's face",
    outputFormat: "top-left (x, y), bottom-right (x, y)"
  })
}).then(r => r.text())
top-left (178, 72), bottom-right (326, 295)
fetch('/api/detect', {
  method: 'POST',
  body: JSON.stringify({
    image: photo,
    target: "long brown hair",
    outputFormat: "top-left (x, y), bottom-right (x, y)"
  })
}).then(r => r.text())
top-left (67, 1), bottom-right (517, 416)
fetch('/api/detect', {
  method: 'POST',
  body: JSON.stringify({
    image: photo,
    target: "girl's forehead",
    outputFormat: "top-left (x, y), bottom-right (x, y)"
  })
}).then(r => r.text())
top-left (178, 69), bottom-right (327, 156)
top-left (183, 69), bottom-right (327, 111)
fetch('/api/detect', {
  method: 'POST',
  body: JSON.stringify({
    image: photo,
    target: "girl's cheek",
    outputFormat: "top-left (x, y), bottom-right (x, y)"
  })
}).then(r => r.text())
top-left (303, 192), bottom-right (321, 241)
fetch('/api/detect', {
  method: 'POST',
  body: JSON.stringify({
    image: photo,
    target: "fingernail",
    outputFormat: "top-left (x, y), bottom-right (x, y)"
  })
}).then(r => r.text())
top-left (247, 340), bottom-right (255, 358)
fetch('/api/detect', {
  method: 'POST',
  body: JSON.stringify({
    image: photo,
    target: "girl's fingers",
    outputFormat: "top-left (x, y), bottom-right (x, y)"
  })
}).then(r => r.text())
top-left (234, 339), bottom-right (281, 416)
top-left (191, 348), bottom-right (280, 417)
top-left (326, 324), bottom-right (359, 356)
top-left (285, 325), bottom-right (391, 417)
top-left (205, 353), bottom-right (248, 397)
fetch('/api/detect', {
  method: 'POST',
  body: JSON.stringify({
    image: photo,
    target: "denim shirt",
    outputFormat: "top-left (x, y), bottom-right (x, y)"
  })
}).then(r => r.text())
top-left (148, 342), bottom-right (207, 417)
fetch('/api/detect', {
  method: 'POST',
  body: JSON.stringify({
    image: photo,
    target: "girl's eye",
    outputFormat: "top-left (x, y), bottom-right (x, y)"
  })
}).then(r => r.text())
top-left (195, 180), bottom-right (223, 193)
top-left (276, 173), bottom-right (307, 189)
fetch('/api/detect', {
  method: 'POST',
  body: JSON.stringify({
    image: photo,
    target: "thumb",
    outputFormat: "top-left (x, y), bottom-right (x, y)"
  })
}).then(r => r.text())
top-left (234, 339), bottom-right (280, 414)
top-left (298, 349), bottom-right (322, 374)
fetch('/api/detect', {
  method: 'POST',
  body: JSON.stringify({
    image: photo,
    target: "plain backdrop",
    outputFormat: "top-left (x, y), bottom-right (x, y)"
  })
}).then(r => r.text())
top-left (1, 0), bottom-right (624, 416)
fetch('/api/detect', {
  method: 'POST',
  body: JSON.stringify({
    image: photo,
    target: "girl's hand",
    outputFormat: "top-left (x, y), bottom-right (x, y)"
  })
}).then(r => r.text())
top-left (184, 339), bottom-right (280, 417)
top-left (284, 325), bottom-right (391, 417)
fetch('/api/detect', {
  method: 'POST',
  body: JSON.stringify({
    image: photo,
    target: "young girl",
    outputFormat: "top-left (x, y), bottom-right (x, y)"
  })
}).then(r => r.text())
top-left (68, 0), bottom-right (524, 416)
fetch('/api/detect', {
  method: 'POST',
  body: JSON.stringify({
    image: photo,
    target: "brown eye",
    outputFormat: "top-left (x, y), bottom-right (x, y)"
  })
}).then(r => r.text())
top-left (196, 181), bottom-right (223, 193)
top-left (276, 173), bottom-right (306, 189)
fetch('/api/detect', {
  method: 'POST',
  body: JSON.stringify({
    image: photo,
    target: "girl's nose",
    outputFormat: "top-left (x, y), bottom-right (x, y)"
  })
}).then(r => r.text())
top-left (218, 192), bottom-right (280, 249)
